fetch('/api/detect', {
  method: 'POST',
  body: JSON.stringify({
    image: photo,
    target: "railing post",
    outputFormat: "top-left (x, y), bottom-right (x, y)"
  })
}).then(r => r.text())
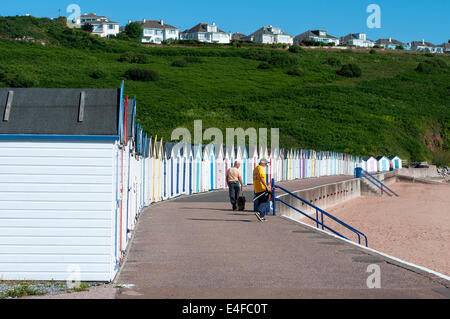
top-left (321, 211), bottom-right (324, 230)
top-left (315, 208), bottom-right (319, 228)
top-left (271, 178), bottom-right (276, 216)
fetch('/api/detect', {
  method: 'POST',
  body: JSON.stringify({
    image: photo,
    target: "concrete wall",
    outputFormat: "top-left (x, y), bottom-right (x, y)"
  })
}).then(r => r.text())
top-left (276, 178), bottom-right (361, 222)
top-left (399, 166), bottom-right (439, 178)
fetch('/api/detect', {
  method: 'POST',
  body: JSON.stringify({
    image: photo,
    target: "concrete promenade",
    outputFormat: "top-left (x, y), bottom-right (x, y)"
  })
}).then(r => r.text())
top-left (115, 176), bottom-right (450, 299)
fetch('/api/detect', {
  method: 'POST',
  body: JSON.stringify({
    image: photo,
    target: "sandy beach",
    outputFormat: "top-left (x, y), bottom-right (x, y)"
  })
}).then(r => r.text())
top-left (301, 182), bottom-right (450, 277)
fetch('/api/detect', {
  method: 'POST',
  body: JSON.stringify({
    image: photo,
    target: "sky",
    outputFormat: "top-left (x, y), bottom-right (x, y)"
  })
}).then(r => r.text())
top-left (1, 0), bottom-right (449, 44)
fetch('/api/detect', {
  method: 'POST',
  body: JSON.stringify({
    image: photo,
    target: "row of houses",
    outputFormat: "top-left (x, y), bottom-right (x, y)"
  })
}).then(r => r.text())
top-left (74, 13), bottom-right (449, 53)
top-left (0, 84), bottom-right (401, 281)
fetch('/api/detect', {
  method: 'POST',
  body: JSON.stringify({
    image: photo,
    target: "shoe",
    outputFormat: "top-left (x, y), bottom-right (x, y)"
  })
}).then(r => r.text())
top-left (254, 212), bottom-right (263, 222)
top-left (261, 217), bottom-right (267, 222)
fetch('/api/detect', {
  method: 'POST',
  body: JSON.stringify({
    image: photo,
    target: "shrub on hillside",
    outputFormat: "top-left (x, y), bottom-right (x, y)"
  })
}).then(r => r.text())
top-left (118, 52), bottom-right (149, 64)
top-left (124, 68), bottom-right (159, 81)
top-left (369, 49), bottom-right (377, 54)
top-left (337, 63), bottom-right (362, 78)
top-left (171, 59), bottom-right (188, 67)
top-left (325, 57), bottom-right (341, 67)
top-left (257, 62), bottom-right (273, 70)
top-left (286, 66), bottom-right (304, 76)
top-left (90, 69), bottom-right (107, 79)
top-left (415, 60), bottom-right (447, 74)
top-left (288, 45), bottom-right (303, 53)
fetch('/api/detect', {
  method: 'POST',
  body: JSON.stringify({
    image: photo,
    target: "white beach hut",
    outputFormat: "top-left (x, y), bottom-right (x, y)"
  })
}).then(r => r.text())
top-left (389, 155), bottom-right (402, 170)
top-left (376, 156), bottom-right (390, 172)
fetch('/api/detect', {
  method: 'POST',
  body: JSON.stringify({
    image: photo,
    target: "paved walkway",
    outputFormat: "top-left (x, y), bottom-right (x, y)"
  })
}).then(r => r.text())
top-left (115, 176), bottom-right (450, 299)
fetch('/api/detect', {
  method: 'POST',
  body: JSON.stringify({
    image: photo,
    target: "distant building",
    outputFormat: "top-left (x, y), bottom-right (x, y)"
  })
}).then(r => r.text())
top-left (340, 33), bottom-right (374, 48)
top-left (137, 19), bottom-right (179, 44)
top-left (76, 13), bottom-right (119, 37)
top-left (410, 39), bottom-right (444, 54)
top-left (232, 32), bottom-right (247, 41)
top-left (245, 25), bottom-right (293, 45)
top-left (443, 42), bottom-right (450, 53)
top-left (375, 37), bottom-right (410, 50)
top-left (294, 30), bottom-right (339, 46)
top-left (180, 22), bottom-right (231, 44)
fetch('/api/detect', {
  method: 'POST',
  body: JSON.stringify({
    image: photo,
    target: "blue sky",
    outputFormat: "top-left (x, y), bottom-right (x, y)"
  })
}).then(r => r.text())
top-left (1, 0), bottom-right (449, 44)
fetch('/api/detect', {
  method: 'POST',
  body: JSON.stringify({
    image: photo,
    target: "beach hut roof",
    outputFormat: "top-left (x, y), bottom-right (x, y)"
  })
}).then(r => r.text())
top-left (0, 87), bottom-right (127, 137)
top-left (388, 155), bottom-right (401, 160)
top-left (376, 156), bottom-right (388, 161)
top-left (164, 142), bottom-right (175, 159)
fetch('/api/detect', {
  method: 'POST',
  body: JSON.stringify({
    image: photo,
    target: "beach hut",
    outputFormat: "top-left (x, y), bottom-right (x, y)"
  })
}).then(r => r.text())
top-left (389, 155), bottom-right (402, 170)
top-left (185, 143), bottom-right (193, 195)
top-left (0, 86), bottom-right (142, 281)
top-left (207, 143), bottom-right (216, 190)
top-left (214, 144), bottom-right (225, 189)
top-left (247, 145), bottom-right (258, 184)
top-left (201, 144), bottom-right (210, 192)
top-left (163, 142), bottom-right (174, 200)
top-left (192, 144), bottom-right (202, 193)
top-left (236, 145), bottom-right (244, 183)
top-left (376, 156), bottom-right (390, 172)
top-left (363, 156), bottom-right (377, 173)
top-left (241, 146), bottom-right (249, 185)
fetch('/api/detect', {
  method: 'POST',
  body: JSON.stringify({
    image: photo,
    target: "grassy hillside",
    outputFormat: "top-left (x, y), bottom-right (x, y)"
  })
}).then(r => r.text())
top-left (1, 16), bottom-right (449, 164)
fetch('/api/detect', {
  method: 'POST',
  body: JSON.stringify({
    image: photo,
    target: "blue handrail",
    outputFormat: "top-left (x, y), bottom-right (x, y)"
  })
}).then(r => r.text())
top-left (360, 169), bottom-right (399, 197)
top-left (271, 179), bottom-right (368, 247)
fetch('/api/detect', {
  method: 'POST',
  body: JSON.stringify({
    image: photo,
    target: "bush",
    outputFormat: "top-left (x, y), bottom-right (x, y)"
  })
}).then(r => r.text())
top-left (325, 57), bottom-right (341, 67)
top-left (415, 60), bottom-right (447, 74)
top-left (257, 62), bottom-right (272, 70)
top-left (124, 68), bottom-right (159, 81)
top-left (118, 52), bottom-right (149, 64)
top-left (286, 66), bottom-right (304, 76)
top-left (90, 69), bottom-right (107, 79)
top-left (424, 53), bottom-right (434, 58)
top-left (288, 45), bottom-right (303, 53)
top-left (369, 49), bottom-right (376, 54)
top-left (171, 59), bottom-right (188, 67)
top-left (337, 64), bottom-right (362, 78)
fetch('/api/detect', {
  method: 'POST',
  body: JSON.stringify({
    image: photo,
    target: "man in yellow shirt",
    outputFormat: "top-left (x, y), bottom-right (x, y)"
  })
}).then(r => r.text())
top-left (253, 158), bottom-right (271, 222)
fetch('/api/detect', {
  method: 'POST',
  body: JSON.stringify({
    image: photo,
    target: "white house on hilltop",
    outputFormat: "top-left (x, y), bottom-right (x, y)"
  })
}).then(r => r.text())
top-left (137, 19), bottom-right (179, 44)
top-left (294, 30), bottom-right (339, 46)
top-left (340, 33), bottom-right (374, 48)
top-left (245, 25), bottom-right (293, 45)
top-left (410, 39), bottom-right (444, 54)
top-left (76, 13), bottom-right (120, 37)
top-left (180, 22), bottom-right (231, 44)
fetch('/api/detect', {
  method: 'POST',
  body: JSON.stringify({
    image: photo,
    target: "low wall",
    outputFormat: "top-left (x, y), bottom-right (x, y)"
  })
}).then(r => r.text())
top-left (399, 166), bottom-right (439, 179)
top-left (276, 178), bottom-right (361, 222)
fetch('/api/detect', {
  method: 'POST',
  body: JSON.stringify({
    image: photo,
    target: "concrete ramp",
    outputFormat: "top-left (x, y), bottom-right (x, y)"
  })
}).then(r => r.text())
top-left (115, 176), bottom-right (449, 299)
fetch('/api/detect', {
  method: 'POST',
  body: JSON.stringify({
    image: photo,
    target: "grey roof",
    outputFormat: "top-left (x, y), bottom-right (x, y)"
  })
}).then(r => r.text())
top-left (181, 23), bottom-right (227, 34)
top-left (138, 20), bottom-right (178, 30)
top-left (249, 26), bottom-right (292, 38)
top-left (0, 88), bottom-right (121, 136)
top-left (294, 30), bottom-right (338, 41)
top-left (375, 38), bottom-right (404, 46)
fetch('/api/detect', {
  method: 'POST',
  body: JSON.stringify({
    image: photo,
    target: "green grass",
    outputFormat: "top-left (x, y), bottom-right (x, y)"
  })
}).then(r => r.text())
top-left (0, 16), bottom-right (449, 164)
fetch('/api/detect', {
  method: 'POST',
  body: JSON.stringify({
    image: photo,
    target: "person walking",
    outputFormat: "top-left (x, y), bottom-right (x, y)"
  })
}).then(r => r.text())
top-left (226, 161), bottom-right (244, 211)
top-left (253, 158), bottom-right (271, 222)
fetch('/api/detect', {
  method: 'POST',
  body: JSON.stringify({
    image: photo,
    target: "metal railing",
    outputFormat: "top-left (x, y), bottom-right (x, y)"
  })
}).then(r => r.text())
top-left (271, 178), bottom-right (368, 247)
top-left (358, 169), bottom-right (399, 197)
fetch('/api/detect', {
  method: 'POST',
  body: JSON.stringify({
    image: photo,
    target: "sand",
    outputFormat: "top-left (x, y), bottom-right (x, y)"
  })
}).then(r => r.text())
top-left (303, 182), bottom-right (450, 277)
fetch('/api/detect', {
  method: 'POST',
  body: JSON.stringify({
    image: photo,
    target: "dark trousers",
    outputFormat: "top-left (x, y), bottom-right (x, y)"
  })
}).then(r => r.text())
top-left (228, 182), bottom-right (240, 209)
top-left (254, 191), bottom-right (269, 218)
